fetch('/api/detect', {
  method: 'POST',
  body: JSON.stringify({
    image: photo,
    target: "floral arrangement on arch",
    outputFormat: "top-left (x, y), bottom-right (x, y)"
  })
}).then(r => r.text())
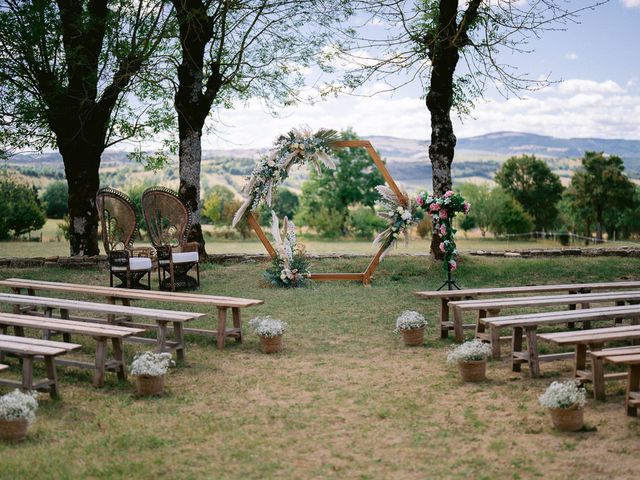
top-left (416, 190), bottom-right (470, 272)
top-left (264, 211), bottom-right (310, 288)
top-left (232, 127), bottom-right (340, 227)
top-left (373, 185), bottom-right (418, 258)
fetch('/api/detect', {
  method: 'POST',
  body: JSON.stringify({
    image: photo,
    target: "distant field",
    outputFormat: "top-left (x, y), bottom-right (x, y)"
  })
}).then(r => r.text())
top-left (1, 227), bottom-right (636, 259)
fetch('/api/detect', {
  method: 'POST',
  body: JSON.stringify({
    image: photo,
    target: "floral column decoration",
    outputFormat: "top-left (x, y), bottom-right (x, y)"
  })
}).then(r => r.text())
top-left (416, 190), bottom-right (470, 288)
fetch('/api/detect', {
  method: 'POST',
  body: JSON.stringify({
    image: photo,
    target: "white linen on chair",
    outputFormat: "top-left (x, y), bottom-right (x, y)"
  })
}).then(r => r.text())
top-left (111, 257), bottom-right (153, 272)
top-left (158, 251), bottom-right (199, 265)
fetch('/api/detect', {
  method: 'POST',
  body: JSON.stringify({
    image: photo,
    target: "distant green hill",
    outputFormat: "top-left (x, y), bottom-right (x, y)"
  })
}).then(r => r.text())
top-left (7, 131), bottom-right (640, 193)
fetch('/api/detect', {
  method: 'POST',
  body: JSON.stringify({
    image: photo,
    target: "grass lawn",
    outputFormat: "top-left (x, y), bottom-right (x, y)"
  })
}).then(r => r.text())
top-left (0, 256), bottom-right (639, 479)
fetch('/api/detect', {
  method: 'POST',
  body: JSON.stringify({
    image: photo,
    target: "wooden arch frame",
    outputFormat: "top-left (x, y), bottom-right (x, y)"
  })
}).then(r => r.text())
top-left (244, 139), bottom-right (405, 285)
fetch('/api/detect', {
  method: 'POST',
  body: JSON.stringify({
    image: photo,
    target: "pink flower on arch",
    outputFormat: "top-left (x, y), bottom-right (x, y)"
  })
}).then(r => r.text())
top-left (416, 195), bottom-right (424, 206)
top-left (449, 260), bottom-right (457, 271)
top-left (429, 203), bottom-right (440, 212)
top-left (444, 190), bottom-right (454, 198)
top-left (463, 202), bottom-right (471, 214)
top-left (440, 224), bottom-right (447, 236)
top-left (439, 209), bottom-right (448, 220)
top-left (439, 242), bottom-right (446, 253)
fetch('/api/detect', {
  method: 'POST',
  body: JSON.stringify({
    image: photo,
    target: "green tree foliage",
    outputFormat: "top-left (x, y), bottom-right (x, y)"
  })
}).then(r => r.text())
top-left (202, 186), bottom-right (236, 225)
top-left (493, 197), bottom-right (534, 236)
top-left (42, 181), bottom-right (69, 219)
top-left (296, 131), bottom-right (385, 237)
top-left (0, 177), bottom-right (45, 239)
top-left (258, 188), bottom-right (300, 225)
top-left (566, 152), bottom-right (635, 240)
top-left (495, 155), bottom-right (563, 230)
top-left (458, 183), bottom-right (503, 237)
top-left (348, 207), bottom-right (387, 239)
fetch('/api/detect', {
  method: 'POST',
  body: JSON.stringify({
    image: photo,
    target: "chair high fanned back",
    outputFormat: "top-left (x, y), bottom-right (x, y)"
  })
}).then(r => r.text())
top-left (96, 187), bottom-right (139, 253)
top-left (141, 186), bottom-right (192, 248)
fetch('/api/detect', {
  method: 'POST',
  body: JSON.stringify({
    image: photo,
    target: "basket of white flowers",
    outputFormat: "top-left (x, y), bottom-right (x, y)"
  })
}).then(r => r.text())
top-left (130, 351), bottom-right (174, 396)
top-left (539, 380), bottom-right (586, 431)
top-left (446, 339), bottom-right (492, 382)
top-left (0, 389), bottom-right (38, 442)
top-left (394, 311), bottom-right (427, 346)
top-left (249, 316), bottom-right (287, 353)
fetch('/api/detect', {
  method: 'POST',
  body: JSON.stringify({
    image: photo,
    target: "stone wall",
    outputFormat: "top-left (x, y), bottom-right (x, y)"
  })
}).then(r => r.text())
top-left (1, 247), bottom-right (639, 269)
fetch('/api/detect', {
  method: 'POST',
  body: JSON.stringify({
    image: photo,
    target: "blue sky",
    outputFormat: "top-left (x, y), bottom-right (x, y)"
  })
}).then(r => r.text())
top-left (203, 0), bottom-right (639, 150)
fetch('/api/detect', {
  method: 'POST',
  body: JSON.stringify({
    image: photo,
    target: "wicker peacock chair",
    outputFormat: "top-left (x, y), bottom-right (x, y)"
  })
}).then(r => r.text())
top-left (96, 187), bottom-right (153, 289)
top-left (141, 186), bottom-right (200, 291)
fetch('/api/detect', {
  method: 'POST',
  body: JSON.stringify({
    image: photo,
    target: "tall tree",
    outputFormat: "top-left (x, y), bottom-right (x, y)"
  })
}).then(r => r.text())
top-left (567, 151), bottom-right (635, 241)
top-left (0, 1), bottom-right (172, 255)
top-left (168, 0), bottom-right (349, 255)
top-left (337, 0), bottom-right (604, 254)
top-left (495, 155), bottom-right (563, 231)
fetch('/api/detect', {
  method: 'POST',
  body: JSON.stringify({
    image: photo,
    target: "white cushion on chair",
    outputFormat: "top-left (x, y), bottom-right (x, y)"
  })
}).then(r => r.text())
top-left (158, 251), bottom-right (199, 265)
top-left (111, 257), bottom-right (152, 272)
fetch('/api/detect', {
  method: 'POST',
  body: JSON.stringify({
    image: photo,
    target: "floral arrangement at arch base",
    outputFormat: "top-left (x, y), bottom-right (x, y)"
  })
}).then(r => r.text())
top-left (264, 211), bottom-right (310, 288)
top-left (233, 127), bottom-right (340, 227)
top-left (416, 190), bottom-right (470, 286)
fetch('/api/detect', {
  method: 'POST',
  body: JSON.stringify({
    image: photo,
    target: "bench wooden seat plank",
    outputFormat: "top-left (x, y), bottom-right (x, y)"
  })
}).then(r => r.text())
top-left (0, 293), bottom-right (203, 361)
top-left (600, 353), bottom-right (640, 416)
top-left (0, 313), bottom-right (144, 387)
top-left (537, 326), bottom-right (640, 396)
top-left (0, 278), bottom-right (264, 349)
top-left (585, 347), bottom-right (640, 401)
top-left (0, 334), bottom-right (81, 398)
top-left (480, 305), bottom-right (640, 361)
top-left (415, 281), bottom-right (640, 341)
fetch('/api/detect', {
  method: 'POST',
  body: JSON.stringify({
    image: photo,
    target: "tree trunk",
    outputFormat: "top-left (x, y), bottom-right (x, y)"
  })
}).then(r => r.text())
top-left (177, 128), bottom-right (207, 257)
top-left (62, 150), bottom-right (101, 256)
top-left (426, 1), bottom-right (460, 259)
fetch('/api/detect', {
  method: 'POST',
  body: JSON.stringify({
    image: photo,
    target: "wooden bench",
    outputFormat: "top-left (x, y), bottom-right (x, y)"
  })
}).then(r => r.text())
top-left (0, 293), bottom-right (204, 361)
top-left (539, 325), bottom-right (640, 388)
top-left (452, 290), bottom-right (640, 356)
top-left (0, 278), bottom-right (264, 349)
top-left (601, 353), bottom-right (640, 416)
top-left (0, 313), bottom-right (144, 387)
top-left (415, 281), bottom-right (640, 341)
top-left (0, 364), bottom-right (7, 372)
top-left (484, 306), bottom-right (640, 377)
top-left (0, 334), bottom-right (81, 398)
top-left (589, 346), bottom-right (640, 401)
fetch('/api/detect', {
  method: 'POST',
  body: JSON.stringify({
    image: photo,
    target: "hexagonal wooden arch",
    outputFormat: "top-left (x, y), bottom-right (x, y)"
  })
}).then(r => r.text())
top-left (244, 140), bottom-right (405, 285)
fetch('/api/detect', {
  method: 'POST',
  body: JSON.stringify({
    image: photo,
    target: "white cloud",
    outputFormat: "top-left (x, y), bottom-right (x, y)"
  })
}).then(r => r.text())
top-left (622, 0), bottom-right (640, 7)
top-left (204, 78), bottom-right (640, 150)
top-left (565, 52), bottom-right (578, 61)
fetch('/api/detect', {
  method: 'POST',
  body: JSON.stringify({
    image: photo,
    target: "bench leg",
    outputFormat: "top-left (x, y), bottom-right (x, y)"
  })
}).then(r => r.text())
top-left (512, 326), bottom-right (523, 372)
top-left (93, 338), bottom-right (108, 388)
top-left (173, 321), bottom-right (185, 362)
top-left (157, 321), bottom-right (168, 354)
top-left (526, 327), bottom-right (540, 378)
top-left (574, 344), bottom-right (587, 380)
top-left (627, 365), bottom-right (640, 417)
top-left (592, 356), bottom-right (606, 401)
top-left (112, 338), bottom-right (126, 381)
top-left (232, 308), bottom-right (242, 344)
top-left (217, 308), bottom-right (227, 350)
top-left (44, 356), bottom-right (59, 399)
top-left (490, 325), bottom-right (501, 360)
top-left (475, 310), bottom-right (486, 338)
top-left (452, 303), bottom-right (464, 343)
top-left (440, 299), bottom-right (449, 339)
top-left (21, 356), bottom-right (34, 391)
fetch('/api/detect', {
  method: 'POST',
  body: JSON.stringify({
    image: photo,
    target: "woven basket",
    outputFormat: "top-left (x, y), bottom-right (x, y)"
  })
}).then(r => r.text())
top-left (135, 374), bottom-right (165, 396)
top-left (549, 405), bottom-right (584, 432)
top-left (260, 335), bottom-right (283, 354)
top-left (458, 360), bottom-right (487, 382)
top-left (0, 417), bottom-right (29, 442)
top-left (401, 327), bottom-right (425, 346)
